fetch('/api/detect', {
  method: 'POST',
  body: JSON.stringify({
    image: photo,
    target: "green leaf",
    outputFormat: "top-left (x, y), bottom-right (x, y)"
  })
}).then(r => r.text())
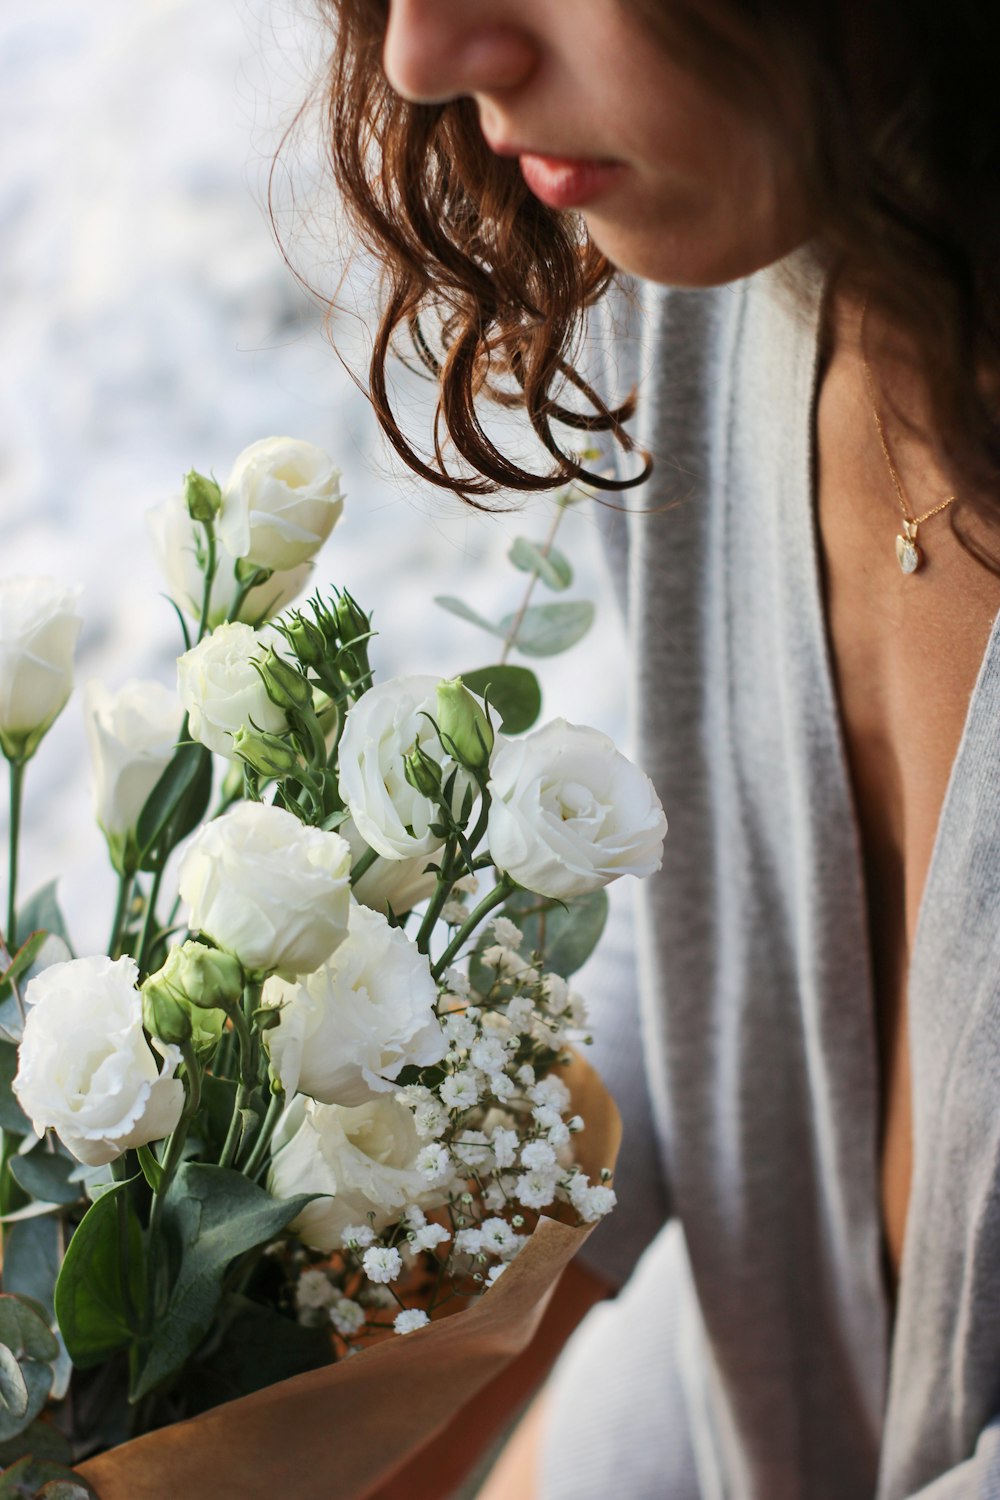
top-left (135, 1144), bottom-right (164, 1194)
top-left (0, 934), bottom-right (47, 1003)
top-left (9, 1153), bottom-right (79, 1208)
top-left (54, 1182), bottom-right (144, 1370)
top-left (196, 1075), bottom-right (239, 1157)
top-left (183, 1293), bottom-right (333, 1414)
top-left (0, 1043), bottom-right (31, 1135)
top-left (131, 1164), bottom-right (315, 1401)
top-left (0, 1417), bottom-right (72, 1468)
top-left (136, 743), bottom-right (213, 865)
top-left (498, 601), bottom-right (594, 658)
top-left (0, 1299), bottom-right (58, 1367)
top-left (0, 1298), bottom-right (58, 1443)
top-left (2, 1219), bottom-right (60, 1321)
top-left (460, 666), bottom-right (542, 735)
top-left (15, 884), bottom-right (74, 955)
top-left (508, 537), bottom-right (573, 591)
top-left (433, 596), bottom-right (502, 638)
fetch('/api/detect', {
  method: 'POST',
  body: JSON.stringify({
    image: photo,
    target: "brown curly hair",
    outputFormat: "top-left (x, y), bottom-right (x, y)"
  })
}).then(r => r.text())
top-left (311, 0), bottom-right (1000, 529)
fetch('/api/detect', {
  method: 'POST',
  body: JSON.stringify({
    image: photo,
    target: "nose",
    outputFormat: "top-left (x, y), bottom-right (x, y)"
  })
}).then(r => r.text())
top-left (382, 0), bottom-right (537, 104)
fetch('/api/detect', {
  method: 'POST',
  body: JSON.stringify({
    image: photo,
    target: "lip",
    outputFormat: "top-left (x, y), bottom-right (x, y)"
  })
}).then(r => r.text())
top-left (517, 153), bottom-right (626, 210)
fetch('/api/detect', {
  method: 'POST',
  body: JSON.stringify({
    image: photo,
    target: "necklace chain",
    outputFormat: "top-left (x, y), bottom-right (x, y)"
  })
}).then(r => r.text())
top-left (860, 304), bottom-right (957, 573)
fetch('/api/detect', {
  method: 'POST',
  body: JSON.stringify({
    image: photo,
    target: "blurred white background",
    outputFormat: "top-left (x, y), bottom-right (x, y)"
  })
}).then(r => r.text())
top-left (0, 0), bottom-right (624, 949)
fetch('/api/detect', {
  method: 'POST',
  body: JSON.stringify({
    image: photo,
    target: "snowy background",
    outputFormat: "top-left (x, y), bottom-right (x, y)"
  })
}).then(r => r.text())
top-left (0, 0), bottom-right (625, 949)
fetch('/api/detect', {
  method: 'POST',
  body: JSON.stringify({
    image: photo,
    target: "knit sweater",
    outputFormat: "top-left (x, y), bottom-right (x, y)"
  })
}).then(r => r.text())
top-left (540, 252), bottom-right (1000, 1500)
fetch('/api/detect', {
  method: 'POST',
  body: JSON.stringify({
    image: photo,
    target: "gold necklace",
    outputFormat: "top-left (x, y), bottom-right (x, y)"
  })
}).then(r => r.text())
top-left (861, 332), bottom-right (957, 576)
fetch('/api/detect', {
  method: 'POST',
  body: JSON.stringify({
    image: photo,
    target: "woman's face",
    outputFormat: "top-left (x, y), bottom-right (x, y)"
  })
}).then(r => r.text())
top-left (382, 0), bottom-right (815, 286)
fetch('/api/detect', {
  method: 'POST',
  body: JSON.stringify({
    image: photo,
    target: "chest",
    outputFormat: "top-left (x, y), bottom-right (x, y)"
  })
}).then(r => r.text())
top-left (814, 351), bottom-right (1000, 1289)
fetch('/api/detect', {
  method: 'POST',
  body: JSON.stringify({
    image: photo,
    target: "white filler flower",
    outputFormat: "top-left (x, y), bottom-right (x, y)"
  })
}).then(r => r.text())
top-left (178, 802), bottom-right (351, 977)
top-left (0, 577), bottom-right (83, 761)
top-left (177, 621), bottom-right (288, 758)
top-left (84, 679), bottom-right (179, 867)
top-left (268, 1094), bottom-right (447, 1253)
top-left (487, 719), bottom-right (667, 900)
top-left (217, 437), bottom-right (344, 572)
top-left (338, 674), bottom-right (477, 861)
top-left (264, 901), bottom-right (446, 1106)
top-left (13, 955), bottom-right (184, 1167)
top-left (147, 492), bottom-right (312, 629)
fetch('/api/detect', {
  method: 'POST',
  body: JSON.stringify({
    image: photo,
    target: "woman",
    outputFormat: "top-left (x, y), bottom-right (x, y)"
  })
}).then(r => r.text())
top-left (317, 4), bottom-right (1000, 1496)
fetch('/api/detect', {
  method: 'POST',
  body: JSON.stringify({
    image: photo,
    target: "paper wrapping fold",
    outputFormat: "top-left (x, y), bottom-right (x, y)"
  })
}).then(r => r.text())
top-left (77, 1049), bottom-right (620, 1500)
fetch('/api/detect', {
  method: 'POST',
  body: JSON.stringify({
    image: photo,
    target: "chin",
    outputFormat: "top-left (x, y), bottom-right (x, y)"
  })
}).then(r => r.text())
top-left (583, 212), bottom-right (811, 289)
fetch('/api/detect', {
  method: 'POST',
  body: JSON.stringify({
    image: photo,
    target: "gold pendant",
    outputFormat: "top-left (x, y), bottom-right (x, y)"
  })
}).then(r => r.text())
top-left (895, 520), bottom-right (921, 575)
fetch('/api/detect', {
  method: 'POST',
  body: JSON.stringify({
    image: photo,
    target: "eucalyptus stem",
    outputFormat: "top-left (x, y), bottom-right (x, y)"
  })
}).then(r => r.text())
top-left (241, 1091), bottom-right (283, 1181)
top-left (6, 757), bottom-right (25, 954)
top-left (107, 867), bottom-right (135, 959)
top-left (431, 876), bottom-right (513, 981)
top-left (499, 499), bottom-right (567, 666)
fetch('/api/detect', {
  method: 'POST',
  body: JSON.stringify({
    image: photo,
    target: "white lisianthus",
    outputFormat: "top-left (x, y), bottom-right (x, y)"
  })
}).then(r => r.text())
top-left (338, 675), bottom-right (479, 861)
top-left (0, 577), bottom-right (83, 761)
top-left (178, 802), bottom-right (351, 977)
top-left (268, 1094), bottom-right (447, 1253)
top-left (486, 720), bottom-right (667, 900)
top-left (340, 818), bottom-right (439, 918)
top-left (217, 437), bottom-right (344, 572)
top-left (177, 621), bottom-right (288, 758)
top-left (13, 955), bottom-right (184, 1167)
top-left (147, 493), bottom-right (313, 629)
top-left (263, 901), bottom-right (446, 1106)
top-left (83, 679), bottom-right (180, 869)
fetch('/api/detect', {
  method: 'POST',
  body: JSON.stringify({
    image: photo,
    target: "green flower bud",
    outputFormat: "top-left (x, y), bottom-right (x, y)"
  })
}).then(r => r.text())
top-left (184, 469), bottom-right (222, 523)
top-left (257, 649), bottom-right (313, 715)
top-left (285, 615), bottom-right (327, 670)
top-left (404, 745), bottom-right (443, 799)
top-left (232, 725), bottom-right (301, 780)
top-left (142, 941), bottom-right (239, 1054)
top-left (333, 591), bottom-right (370, 646)
top-left (142, 983), bottom-right (193, 1047)
top-left (436, 677), bottom-right (494, 769)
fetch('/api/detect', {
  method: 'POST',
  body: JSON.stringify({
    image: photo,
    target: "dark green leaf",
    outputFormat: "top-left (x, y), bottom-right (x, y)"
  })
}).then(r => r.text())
top-left (0, 1417), bottom-right (72, 1468)
top-left (1, 1219), bottom-right (60, 1320)
top-left (498, 601), bottom-right (594, 658)
top-left (9, 1154), bottom-right (79, 1209)
top-left (15, 884), bottom-right (73, 955)
top-left (0, 1044), bottom-right (30, 1135)
top-left (136, 743), bottom-right (212, 864)
top-left (460, 666), bottom-right (542, 735)
top-left (195, 1075), bottom-right (239, 1157)
top-left (54, 1182), bottom-right (144, 1370)
top-left (131, 1164), bottom-right (315, 1400)
top-left (433, 596), bottom-right (502, 638)
top-left (183, 1293), bottom-right (333, 1414)
top-left (508, 537), bottom-right (573, 591)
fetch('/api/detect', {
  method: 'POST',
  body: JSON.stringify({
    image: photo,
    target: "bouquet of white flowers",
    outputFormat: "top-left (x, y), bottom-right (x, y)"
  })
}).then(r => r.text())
top-left (0, 439), bottom-right (665, 1499)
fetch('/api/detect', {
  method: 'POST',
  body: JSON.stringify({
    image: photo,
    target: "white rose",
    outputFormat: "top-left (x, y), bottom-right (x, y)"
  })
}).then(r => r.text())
top-left (264, 901), bottom-right (446, 1106)
top-left (487, 719), bottom-right (667, 900)
top-left (338, 675), bottom-right (478, 861)
top-left (177, 621), bottom-right (288, 758)
top-left (84, 679), bottom-right (180, 866)
top-left (341, 818), bottom-right (439, 917)
top-left (178, 801), bottom-right (352, 977)
top-left (13, 955), bottom-right (184, 1167)
top-left (268, 1094), bottom-right (447, 1252)
top-left (217, 437), bottom-right (344, 572)
top-left (147, 492), bottom-right (313, 629)
top-left (0, 577), bottom-right (83, 760)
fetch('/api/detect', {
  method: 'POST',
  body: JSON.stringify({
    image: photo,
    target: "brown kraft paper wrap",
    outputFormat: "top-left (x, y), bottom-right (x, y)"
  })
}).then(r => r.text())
top-left (78, 1048), bottom-right (621, 1500)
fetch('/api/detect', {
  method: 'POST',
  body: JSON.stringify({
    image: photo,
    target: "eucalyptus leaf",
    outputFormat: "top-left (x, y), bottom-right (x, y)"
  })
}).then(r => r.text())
top-left (9, 1153), bottom-right (79, 1208)
top-left (433, 596), bottom-right (502, 638)
top-left (15, 884), bottom-right (73, 955)
top-left (0, 1347), bottom-right (28, 1422)
top-left (508, 537), bottom-right (573, 591)
top-left (131, 1164), bottom-right (316, 1401)
top-left (0, 1298), bottom-right (58, 1443)
top-left (0, 1043), bottom-right (31, 1135)
top-left (498, 601), bottom-right (594, 658)
top-left (2, 1218), bottom-right (61, 1321)
top-left (53, 1181), bottom-right (144, 1370)
top-left (459, 666), bottom-right (542, 735)
top-left (473, 889), bottom-right (609, 989)
top-left (0, 1457), bottom-right (96, 1498)
top-left (0, 1416), bottom-right (72, 1468)
top-left (0, 997), bottom-right (23, 1046)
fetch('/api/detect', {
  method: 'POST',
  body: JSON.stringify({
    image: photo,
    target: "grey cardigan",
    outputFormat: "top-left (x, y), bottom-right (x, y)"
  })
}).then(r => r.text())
top-left (540, 254), bottom-right (1000, 1500)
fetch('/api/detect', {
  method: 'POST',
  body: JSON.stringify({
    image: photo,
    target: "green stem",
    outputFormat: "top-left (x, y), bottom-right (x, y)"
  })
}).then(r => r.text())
top-left (241, 1091), bottom-right (283, 1180)
top-left (219, 997), bottom-right (258, 1170)
top-left (196, 522), bottom-right (218, 643)
top-left (228, 568), bottom-right (267, 626)
top-left (144, 1043), bottom-right (202, 1329)
top-left (431, 877), bottom-right (513, 981)
top-left (107, 867), bottom-right (135, 959)
top-left (349, 846), bottom-right (379, 885)
top-left (110, 1157), bottom-right (141, 1336)
top-left (6, 757), bottom-right (25, 954)
top-left (136, 858), bottom-right (167, 976)
top-left (415, 837), bottom-right (459, 954)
